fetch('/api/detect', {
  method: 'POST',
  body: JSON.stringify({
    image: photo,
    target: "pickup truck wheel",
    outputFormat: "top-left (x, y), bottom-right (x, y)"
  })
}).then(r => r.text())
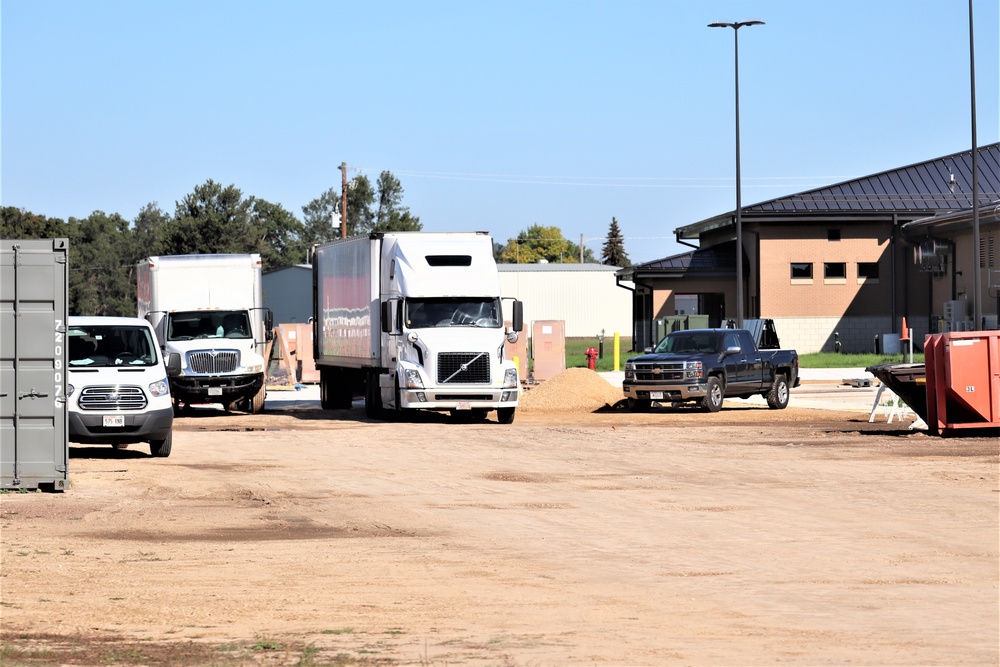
top-left (627, 397), bottom-right (651, 412)
top-left (496, 407), bottom-right (516, 424)
top-left (766, 373), bottom-right (790, 409)
top-left (149, 432), bottom-right (172, 458)
top-left (701, 376), bottom-right (724, 412)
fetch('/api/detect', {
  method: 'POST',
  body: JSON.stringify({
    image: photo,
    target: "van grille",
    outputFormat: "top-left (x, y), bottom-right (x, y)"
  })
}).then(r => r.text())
top-left (78, 385), bottom-right (147, 411)
top-left (437, 352), bottom-right (490, 384)
top-left (189, 350), bottom-right (239, 374)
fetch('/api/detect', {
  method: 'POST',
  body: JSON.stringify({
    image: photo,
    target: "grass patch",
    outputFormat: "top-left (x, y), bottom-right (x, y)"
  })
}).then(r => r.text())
top-left (798, 352), bottom-right (923, 368)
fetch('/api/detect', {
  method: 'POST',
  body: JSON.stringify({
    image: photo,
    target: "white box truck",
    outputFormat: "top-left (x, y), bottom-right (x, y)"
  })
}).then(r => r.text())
top-left (313, 232), bottom-right (523, 423)
top-left (137, 254), bottom-right (273, 413)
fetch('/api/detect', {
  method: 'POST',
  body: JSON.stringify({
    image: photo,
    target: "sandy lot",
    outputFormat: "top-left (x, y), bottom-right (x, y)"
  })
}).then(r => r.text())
top-left (2, 375), bottom-right (998, 666)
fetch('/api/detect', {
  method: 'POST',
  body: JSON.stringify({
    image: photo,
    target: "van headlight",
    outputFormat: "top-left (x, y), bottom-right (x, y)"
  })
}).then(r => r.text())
top-left (67, 383), bottom-right (75, 397)
top-left (149, 379), bottom-right (170, 397)
top-left (503, 368), bottom-right (518, 388)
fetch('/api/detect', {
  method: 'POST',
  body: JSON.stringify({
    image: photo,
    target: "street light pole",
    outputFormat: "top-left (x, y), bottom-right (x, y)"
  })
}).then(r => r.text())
top-left (709, 19), bottom-right (763, 329)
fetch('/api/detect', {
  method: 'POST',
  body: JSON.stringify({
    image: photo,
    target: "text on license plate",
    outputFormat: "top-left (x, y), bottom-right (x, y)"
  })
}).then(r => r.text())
top-left (208, 387), bottom-right (223, 396)
top-left (456, 401), bottom-right (471, 410)
top-left (649, 391), bottom-right (664, 400)
top-left (103, 415), bottom-right (125, 427)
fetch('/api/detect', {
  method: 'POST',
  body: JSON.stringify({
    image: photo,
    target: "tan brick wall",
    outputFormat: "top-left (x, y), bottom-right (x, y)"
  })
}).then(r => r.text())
top-left (759, 224), bottom-right (893, 317)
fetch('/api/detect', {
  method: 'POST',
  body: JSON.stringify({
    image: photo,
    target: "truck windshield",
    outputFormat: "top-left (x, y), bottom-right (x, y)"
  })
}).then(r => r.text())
top-left (405, 298), bottom-right (501, 329)
top-left (654, 332), bottom-right (723, 354)
top-left (166, 311), bottom-right (252, 341)
top-left (68, 325), bottom-right (158, 367)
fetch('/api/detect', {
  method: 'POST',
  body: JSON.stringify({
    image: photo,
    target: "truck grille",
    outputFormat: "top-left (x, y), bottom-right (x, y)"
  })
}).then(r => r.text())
top-left (437, 352), bottom-right (491, 384)
top-left (633, 362), bottom-right (687, 382)
top-left (78, 385), bottom-right (147, 411)
top-left (188, 350), bottom-right (239, 374)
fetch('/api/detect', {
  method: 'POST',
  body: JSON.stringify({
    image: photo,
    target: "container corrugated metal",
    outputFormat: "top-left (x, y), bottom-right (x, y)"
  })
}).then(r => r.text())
top-left (1, 239), bottom-right (70, 491)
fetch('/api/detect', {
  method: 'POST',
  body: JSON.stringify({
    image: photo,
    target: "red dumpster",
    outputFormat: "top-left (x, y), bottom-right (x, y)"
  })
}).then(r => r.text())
top-left (924, 331), bottom-right (1000, 436)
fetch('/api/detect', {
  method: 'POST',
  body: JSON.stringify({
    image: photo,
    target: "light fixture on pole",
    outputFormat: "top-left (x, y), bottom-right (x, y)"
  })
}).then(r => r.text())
top-left (709, 19), bottom-right (763, 328)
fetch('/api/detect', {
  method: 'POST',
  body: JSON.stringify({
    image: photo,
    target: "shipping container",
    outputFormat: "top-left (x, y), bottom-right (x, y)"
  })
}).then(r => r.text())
top-left (1, 238), bottom-right (70, 491)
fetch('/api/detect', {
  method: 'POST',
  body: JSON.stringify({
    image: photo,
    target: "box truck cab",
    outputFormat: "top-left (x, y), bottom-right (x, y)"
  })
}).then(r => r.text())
top-left (137, 254), bottom-right (272, 414)
top-left (67, 316), bottom-right (178, 457)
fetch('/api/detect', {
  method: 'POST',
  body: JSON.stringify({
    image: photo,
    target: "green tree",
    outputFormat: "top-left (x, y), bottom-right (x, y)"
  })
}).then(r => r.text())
top-left (67, 211), bottom-right (135, 316)
top-left (601, 217), bottom-right (630, 267)
top-left (301, 187), bottom-right (342, 247)
top-left (497, 225), bottom-right (594, 264)
top-left (346, 174), bottom-right (376, 235)
top-left (251, 198), bottom-right (305, 269)
top-left (0, 207), bottom-right (68, 239)
top-left (373, 171), bottom-right (422, 232)
top-left (163, 180), bottom-right (256, 255)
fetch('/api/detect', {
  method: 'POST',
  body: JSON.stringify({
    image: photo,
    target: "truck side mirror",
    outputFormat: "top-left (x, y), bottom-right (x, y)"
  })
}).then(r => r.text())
top-left (511, 300), bottom-right (523, 332)
top-left (265, 309), bottom-right (274, 341)
top-left (166, 352), bottom-right (182, 376)
top-left (381, 301), bottom-right (390, 333)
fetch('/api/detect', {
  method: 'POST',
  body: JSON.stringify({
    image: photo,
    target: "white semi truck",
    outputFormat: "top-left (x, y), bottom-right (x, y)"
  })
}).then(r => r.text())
top-left (137, 254), bottom-right (273, 414)
top-left (312, 231), bottom-right (523, 423)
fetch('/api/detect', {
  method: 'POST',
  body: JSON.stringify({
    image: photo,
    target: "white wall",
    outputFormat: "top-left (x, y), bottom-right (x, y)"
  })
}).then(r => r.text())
top-left (498, 264), bottom-right (632, 339)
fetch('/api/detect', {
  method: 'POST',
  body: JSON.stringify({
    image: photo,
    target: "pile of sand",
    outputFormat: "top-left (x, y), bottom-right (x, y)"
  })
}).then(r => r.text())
top-left (519, 367), bottom-right (624, 413)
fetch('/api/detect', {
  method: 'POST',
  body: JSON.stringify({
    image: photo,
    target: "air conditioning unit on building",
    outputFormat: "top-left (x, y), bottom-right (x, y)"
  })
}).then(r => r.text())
top-left (914, 240), bottom-right (949, 273)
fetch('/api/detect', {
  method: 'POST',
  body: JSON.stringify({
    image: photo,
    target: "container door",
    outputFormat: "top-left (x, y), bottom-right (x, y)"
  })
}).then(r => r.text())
top-left (0, 239), bottom-right (69, 491)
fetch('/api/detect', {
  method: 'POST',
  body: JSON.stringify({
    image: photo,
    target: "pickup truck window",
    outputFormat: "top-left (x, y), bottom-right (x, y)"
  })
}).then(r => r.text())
top-left (654, 332), bottom-right (723, 354)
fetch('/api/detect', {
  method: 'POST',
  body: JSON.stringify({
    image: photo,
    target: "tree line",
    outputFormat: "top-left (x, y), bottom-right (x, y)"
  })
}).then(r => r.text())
top-left (2, 174), bottom-right (630, 317)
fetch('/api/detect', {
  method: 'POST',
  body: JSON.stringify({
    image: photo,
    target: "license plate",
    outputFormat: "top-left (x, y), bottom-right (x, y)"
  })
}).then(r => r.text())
top-left (208, 387), bottom-right (223, 396)
top-left (456, 401), bottom-right (471, 410)
top-left (103, 415), bottom-right (125, 427)
top-left (649, 391), bottom-right (664, 400)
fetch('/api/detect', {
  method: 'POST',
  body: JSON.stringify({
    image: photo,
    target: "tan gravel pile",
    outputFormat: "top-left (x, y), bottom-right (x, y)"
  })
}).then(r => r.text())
top-left (519, 367), bottom-right (624, 413)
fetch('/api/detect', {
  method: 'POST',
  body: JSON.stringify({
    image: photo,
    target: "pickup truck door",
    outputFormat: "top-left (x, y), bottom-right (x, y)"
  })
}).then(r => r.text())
top-left (736, 330), bottom-right (765, 391)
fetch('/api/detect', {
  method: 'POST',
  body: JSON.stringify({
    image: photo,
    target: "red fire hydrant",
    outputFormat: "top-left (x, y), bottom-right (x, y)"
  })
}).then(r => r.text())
top-left (585, 347), bottom-right (598, 370)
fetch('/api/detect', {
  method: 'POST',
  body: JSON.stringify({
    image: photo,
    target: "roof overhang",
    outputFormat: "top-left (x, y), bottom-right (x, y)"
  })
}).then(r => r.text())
top-left (902, 201), bottom-right (1000, 241)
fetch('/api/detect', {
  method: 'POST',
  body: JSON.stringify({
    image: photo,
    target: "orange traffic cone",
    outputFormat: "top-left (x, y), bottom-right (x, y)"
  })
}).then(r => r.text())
top-left (899, 317), bottom-right (910, 341)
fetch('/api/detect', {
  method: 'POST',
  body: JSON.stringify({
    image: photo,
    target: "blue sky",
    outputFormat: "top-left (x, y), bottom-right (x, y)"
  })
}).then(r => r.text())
top-left (2, 0), bottom-right (997, 264)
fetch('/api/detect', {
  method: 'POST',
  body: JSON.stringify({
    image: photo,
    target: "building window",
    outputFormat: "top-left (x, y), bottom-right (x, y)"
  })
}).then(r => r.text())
top-left (857, 262), bottom-right (879, 283)
top-left (824, 262), bottom-right (847, 284)
top-left (827, 229), bottom-right (841, 241)
top-left (790, 262), bottom-right (813, 284)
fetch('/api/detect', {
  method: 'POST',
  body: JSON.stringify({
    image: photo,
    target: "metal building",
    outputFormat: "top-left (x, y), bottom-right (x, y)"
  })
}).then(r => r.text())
top-left (498, 263), bottom-right (632, 339)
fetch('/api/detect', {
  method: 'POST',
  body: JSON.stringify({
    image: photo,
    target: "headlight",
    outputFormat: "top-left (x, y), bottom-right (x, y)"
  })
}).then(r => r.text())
top-left (624, 361), bottom-right (635, 371)
top-left (404, 369), bottom-right (423, 388)
top-left (148, 379), bottom-right (170, 397)
top-left (67, 383), bottom-right (75, 397)
top-left (503, 367), bottom-right (518, 388)
top-left (244, 363), bottom-right (263, 373)
top-left (686, 361), bottom-right (703, 379)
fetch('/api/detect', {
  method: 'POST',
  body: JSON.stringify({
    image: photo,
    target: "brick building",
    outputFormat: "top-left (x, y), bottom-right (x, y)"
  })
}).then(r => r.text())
top-left (617, 144), bottom-right (1000, 353)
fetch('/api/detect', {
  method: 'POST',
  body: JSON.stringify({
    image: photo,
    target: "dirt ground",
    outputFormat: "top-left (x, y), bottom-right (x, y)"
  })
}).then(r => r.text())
top-left (2, 372), bottom-right (998, 666)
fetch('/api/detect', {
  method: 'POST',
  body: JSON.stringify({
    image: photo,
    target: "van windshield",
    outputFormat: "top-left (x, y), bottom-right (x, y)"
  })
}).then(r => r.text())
top-left (405, 298), bottom-right (501, 329)
top-left (68, 325), bottom-right (158, 367)
top-left (166, 311), bottom-right (252, 340)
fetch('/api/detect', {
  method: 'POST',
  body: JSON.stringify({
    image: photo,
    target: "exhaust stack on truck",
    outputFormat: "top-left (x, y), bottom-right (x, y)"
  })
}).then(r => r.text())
top-left (312, 232), bottom-right (523, 423)
top-left (137, 254), bottom-right (273, 414)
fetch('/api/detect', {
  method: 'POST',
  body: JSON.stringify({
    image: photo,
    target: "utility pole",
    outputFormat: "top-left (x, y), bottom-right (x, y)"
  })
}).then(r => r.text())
top-left (339, 162), bottom-right (348, 239)
top-left (580, 234), bottom-right (584, 263)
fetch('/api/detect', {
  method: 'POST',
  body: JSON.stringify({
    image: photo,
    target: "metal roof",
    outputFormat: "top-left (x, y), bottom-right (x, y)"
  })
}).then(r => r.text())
top-left (677, 143), bottom-right (1000, 240)
top-left (616, 241), bottom-right (742, 280)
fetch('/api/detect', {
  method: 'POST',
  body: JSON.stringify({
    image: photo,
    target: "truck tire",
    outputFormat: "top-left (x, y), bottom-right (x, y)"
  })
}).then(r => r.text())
top-left (365, 374), bottom-right (383, 419)
top-left (701, 376), bottom-right (724, 412)
top-left (627, 397), bottom-right (651, 412)
top-left (249, 386), bottom-right (266, 414)
top-left (320, 369), bottom-right (334, 410)
top-left (496, 407), bottom-right (516, 424)
top-left (149, 432), bottom-right (172, 458)
top-left (766, 373), bottom-right (789, 409)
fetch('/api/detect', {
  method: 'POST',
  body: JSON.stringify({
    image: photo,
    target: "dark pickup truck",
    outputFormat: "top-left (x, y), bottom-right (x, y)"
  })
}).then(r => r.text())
top-left (622, 328), bottom-right (800, 412)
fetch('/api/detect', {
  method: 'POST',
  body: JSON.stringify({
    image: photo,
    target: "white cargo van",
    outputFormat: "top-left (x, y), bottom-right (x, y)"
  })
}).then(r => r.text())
top-left (67, 316), bottom-right (179, 457)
